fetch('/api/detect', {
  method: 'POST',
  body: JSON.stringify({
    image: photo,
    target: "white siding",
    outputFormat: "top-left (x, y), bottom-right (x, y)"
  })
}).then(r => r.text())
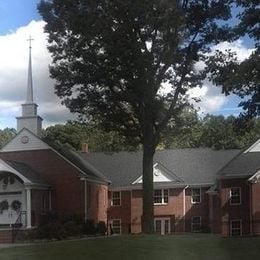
top-left (1, 128), bottom-right (50, 152)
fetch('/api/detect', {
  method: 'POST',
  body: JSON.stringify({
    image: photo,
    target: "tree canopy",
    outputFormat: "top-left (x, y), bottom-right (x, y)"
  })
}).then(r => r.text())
top-left (43, 121), bottom-right (133, 152)
top-left (0, 128), bottom-right (16, 149)
top-left (41, 115), bottom-right (260, 152)
top-left (207, 0), bottom-right (260, 118)
top-left (38, 0), bottom-right (234, 233)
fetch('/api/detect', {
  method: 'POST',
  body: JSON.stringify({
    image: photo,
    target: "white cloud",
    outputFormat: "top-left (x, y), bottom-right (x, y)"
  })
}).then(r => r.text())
top-left (0, 20), bottom-right (74, 130)
top-left (212, 39), bottom-right (254, 62)
top-left (0, 22), bottom-right (253, 130)
top-left (189, 40), bottom-right (254, 115)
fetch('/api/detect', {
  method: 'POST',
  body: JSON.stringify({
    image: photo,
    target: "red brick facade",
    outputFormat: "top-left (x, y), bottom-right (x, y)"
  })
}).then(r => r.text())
top-left (1, 147), bottom-right (260, 238)
top-left (219, 178), bottom-right (250, 236)
top-left (0, 149), bottom-right (107, 224)
top-left (107, 187), bottom-right (212, 235)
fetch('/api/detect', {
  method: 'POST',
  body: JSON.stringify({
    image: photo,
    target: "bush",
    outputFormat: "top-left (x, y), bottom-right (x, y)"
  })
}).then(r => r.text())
top-left (96, 221), bottom-right (106, 235)
top-left (82, 219), bottom-right (96, 235)
top-left (39, 212), bottom-right (84, 226)
top-left (64, 221), bottom-right (82, 237)
top-left (37, 212), bottom-right (106, 240)
top-left (37, 222), bottom-right (67, 240)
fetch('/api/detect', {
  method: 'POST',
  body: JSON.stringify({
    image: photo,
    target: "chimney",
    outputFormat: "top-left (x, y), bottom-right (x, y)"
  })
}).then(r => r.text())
top-left (81, 143), bottom-right (89, 153)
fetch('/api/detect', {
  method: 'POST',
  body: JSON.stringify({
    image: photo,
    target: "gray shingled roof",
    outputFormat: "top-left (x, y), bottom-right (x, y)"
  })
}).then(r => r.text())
top-left (55, 147), bottom-right (111, 183)
top-left (82, 148), bottom-right (240, 188)
top-left (218, 151), bottom-right (260, 178)
top-left (5, 160), bottom-right (49, 186)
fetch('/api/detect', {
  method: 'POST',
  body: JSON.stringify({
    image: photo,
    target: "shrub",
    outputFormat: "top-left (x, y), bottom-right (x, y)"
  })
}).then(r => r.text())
top-left (37, 212), bottom-right (106, 240)
top-left (37, 222), bottom-right (67, 240)
top-left (96, 221), bottom-right (106, 235)
top-left (64, 221), bottom-right (82, 237)
top-left (82, 219), bottom-right (96, 235)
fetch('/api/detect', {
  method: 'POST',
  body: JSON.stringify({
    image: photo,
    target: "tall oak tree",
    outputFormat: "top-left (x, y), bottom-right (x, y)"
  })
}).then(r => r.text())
top-left (39, 0), bottom-right (233, 233)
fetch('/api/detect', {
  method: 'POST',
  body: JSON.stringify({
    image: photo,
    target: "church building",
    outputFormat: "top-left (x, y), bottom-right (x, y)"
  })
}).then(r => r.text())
top-left (0, 40), bottom-right (110, 242)
top-left (1, 40), bottom-right (260, 243)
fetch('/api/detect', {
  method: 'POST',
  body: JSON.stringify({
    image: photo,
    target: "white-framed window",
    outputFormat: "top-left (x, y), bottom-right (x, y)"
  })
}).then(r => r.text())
top-left (191, 216), bottom-right (201, 232)
top-left (154, 189), bottom-right (169, 205)
top-left (111, 191), bottom-right (121, 206)
top-left (191, 188), bottom-right (201, 204)
top-left (111, 219), bottom-right (121, 234)
top-left (230, 219), bottom-right (242, 236)
top-left (230, 187), bottom-right (241, 205)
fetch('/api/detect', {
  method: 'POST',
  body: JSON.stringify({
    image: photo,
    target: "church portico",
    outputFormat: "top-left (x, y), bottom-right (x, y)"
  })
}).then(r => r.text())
top-left (0, 159), bottom-right (50, 229)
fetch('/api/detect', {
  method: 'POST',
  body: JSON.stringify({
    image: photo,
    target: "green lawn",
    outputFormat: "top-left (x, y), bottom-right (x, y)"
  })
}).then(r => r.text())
top-left (0, 234), bottom-right (260, 260)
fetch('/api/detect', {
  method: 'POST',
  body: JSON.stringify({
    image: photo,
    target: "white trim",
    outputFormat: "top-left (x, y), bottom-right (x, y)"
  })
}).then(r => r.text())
top-left (183, 185), bottom-right (189, 232)
top-left (111, 191), bottom-right (121, 206)
top-left (154, 217), bottom-right (171, 235)
top-left (2, 128), bottom-right (109, 185)
top-left (244, 139), bottom-right (260, 153)
top-left (230, 219), bottom-right (242, 236)
top-left (26, 188), bottom-right (32, 228)
top-left (248, 169), bottom-right (260, 183)
top-left (191, 188), bottom-right (201, 204)
top-left (191, 216), bottom-right (202, 232)
top-left (111, 219), bottom-right (121, 234)
top-left (154, 189), bottom-right (169, 205)
top-left (132, 163), bottom-right (181, 185)
top-left (0, 159), bottom-right (31, 184)
top-left (230, 187), bottom-right (241, 205)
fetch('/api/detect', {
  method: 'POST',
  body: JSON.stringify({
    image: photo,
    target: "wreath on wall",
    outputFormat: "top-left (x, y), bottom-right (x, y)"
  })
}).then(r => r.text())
top-left (11, 200), bottom-right (21, 213)
top-left (0, 200), bottom-right (9, 213)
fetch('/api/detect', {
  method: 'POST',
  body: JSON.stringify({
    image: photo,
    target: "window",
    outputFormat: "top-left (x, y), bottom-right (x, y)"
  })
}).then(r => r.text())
top-left (230, 187), bottom-right (241, 205)
top-left (111, 219), bottom-right (121, 234)
top-left (111, 191), bottom-right (121, 206)
top-left (191, 188), bottom-right (201, 204)
top-left (154, 189), bottom-right (169, 204)
top-left (231, 220), bottom-right (242, 236)
top-left (191, 216), bottom-right (201, 232)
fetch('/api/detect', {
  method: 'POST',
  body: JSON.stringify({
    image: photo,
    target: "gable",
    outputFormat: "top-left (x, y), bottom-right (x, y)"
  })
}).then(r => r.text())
top-left (244, 139), bottom-right (260, 153)
top-left (0, 128), bottom-right (50, 152)
top-left (132, 163), bottom-right (184, 184)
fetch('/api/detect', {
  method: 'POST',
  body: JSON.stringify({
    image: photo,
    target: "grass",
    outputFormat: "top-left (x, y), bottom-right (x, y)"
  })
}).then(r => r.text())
top-left (0, 234), bottom-right (260, 260)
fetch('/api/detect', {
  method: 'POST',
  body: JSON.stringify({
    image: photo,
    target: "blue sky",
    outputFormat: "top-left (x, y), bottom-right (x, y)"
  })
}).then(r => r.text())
top-left (0, 0), bottom-right (41, 34)
top-left (0, 1), bottom-right (254, 130)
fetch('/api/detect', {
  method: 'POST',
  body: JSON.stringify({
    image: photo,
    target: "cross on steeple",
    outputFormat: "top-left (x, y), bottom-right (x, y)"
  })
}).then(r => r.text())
top-left (27, 35), bottom-right (34, 49)
top-left (26, 35), bottom-right (34, 103)
top-left (17, 35), bottom-right (43, 137)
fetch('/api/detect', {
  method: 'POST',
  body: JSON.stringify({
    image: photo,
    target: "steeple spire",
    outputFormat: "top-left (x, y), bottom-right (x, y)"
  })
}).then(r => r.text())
top-left (26, 35), bottom-right (34, 103)
top-left (16, 36), bottom-right (43, 136)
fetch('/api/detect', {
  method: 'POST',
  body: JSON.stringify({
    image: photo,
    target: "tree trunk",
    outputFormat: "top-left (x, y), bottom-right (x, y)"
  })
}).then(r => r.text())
top-left (142, 142), bottom-right (155, 234)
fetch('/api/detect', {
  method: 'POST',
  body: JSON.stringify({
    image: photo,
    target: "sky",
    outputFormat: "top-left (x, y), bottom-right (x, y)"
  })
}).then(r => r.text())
top-left (0, 0), bottom-right (254, 130)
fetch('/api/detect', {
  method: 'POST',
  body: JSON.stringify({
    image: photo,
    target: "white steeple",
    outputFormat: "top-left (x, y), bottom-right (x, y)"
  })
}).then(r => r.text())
top-left (26, 35), bottom-right (34, 103)
top-left (16, 36), bottom-right (43, 136)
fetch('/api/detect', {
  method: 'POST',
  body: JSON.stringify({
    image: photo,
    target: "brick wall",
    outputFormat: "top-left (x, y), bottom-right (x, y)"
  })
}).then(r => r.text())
top-left (0, 150), bottom-right (107, 224)
top-left (108, 190), bottom-right (132, 234)
top-left (31, 189), bottom-right (49, 226)
top-left (108, 187), bottom-right (211, 234)
top-left (251, 182), bottom-right (260, 235)
top-left (184, 187), bottom-right (210, 232)
top-left (220, 178), bottom-right (250, 236)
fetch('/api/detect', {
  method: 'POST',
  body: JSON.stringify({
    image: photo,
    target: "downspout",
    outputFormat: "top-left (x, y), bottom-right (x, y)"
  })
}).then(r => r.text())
top-left (48, 189), bottom-right (52, 211)
top-left (249, 181), bottom-right (253, 235)
top-left (84, 179), bottom-right (88, 222)
top-left (183, 185), bottom-right (189, 233)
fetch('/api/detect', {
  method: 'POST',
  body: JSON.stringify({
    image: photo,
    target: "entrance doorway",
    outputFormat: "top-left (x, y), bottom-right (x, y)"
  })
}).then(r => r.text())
top-left (154, 218), bottom-right (171, 235)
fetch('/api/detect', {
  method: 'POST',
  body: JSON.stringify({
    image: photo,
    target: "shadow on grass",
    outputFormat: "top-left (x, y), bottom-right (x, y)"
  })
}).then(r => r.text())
top-left (0, 234), bottom-right (260, 260)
